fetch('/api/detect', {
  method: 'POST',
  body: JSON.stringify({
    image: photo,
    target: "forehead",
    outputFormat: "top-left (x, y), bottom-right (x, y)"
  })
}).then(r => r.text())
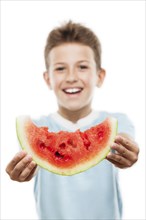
top-left (48, 43), bottom-right (95, 64)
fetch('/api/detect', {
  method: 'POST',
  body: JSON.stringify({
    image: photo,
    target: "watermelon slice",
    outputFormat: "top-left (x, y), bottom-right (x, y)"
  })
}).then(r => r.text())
top-left (16, 116), bottom-right (118, 176)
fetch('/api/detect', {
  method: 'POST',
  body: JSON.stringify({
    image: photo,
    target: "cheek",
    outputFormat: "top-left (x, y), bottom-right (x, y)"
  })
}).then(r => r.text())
top-left (80, 73), bottom-right (90, 82)
top-left (50, 75), bottom-right (63, 90)
top-left (80, 72), bottom-right (97, 87)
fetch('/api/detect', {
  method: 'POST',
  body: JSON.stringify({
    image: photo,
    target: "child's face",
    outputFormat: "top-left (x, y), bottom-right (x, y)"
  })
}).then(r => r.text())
top-left (44, 43), bottom-right (105, 115)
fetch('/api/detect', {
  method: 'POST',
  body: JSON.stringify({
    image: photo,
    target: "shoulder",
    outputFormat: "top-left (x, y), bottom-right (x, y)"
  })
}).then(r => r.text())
top-left (99, 110), bottom-right (133, 123)
top-left (32, 113), bottom-right (66, 132)
top-left (107, 111), bottom-right (135, 138)
top-left (94, 111), bottom-right (135, 139)
top-left (32, 114), bottom-right (52, 126)
top-left (32, 113), bottom-right (58, 129)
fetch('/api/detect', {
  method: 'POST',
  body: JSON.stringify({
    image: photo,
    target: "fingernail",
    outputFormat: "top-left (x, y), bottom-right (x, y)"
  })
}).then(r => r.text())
top-left (18, 151), bottom-right (26, 157)
top-left (107, 152), bottom-right (112, 157)
top-left (26, 155), bottom-right (32, 161)
top-left (115, 136), bottom-right (120, 140)
top-left (110, 144), bottom-right (115, 148)
top-left (115, 136), bottom-right (122, 143)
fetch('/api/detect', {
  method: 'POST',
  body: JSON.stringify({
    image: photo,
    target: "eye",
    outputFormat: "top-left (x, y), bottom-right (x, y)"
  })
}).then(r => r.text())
top-left (79, 65), bottom-right (88, 70)
top-left (55, 67), bottom-right (65, 72)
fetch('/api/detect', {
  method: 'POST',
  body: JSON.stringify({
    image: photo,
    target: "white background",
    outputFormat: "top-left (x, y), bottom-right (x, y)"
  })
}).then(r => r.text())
top-left (1, 1), bottom-right (145, 219)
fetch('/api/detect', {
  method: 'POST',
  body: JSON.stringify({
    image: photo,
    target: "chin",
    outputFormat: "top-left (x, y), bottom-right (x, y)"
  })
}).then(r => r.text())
top-left (65, 104), bottom-right (90, 112)
top-left (66, 106), bottom-right (82, 112)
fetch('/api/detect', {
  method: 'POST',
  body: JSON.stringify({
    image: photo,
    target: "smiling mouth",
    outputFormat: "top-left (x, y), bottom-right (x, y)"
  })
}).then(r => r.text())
top-left (62, 87), bottom-right (83, 94)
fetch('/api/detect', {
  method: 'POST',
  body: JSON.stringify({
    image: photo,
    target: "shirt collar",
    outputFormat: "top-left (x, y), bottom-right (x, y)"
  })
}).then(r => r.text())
top-left (50, 110), bottom-right (99, 131)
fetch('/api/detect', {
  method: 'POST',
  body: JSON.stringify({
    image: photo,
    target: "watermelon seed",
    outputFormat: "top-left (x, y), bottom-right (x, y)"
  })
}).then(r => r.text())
top-left (55, 151), bottom-right (64, 159)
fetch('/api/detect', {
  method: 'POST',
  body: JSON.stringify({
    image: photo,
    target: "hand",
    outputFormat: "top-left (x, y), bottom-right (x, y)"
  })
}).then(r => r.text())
top-left (106, 134), bottom-right (139, 169)
top-left (6, 151), bottom-right (38, 182)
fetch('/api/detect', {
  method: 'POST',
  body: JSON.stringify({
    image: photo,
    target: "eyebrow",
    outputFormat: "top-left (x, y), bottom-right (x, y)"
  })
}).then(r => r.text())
top-left (54, 60), bottom-right (90, 66)
top-left (54, 62), bottom-right (65, 66)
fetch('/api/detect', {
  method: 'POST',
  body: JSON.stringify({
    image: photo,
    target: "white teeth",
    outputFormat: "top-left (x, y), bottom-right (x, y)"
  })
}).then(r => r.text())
top-left (64, 88), bottom-right (82, 94)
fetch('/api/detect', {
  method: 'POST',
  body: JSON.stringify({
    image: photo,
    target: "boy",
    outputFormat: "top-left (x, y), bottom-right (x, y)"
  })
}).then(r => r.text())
top-left (6, 21), bottom-right (139, 219)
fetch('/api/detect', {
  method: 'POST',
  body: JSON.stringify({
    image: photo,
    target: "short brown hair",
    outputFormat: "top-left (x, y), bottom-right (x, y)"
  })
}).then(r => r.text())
top-left (44, 21), bottom-right (101, 70)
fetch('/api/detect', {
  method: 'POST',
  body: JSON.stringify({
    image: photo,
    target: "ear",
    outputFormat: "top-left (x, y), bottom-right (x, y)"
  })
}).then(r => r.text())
top-left (96, 68), bottom-right (106, 88)
top-left (43, 71), bottom-right (52, 89)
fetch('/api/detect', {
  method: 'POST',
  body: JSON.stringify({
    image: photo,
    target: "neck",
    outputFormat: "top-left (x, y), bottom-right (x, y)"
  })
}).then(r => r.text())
top-left (58, 106), bottom-right (92, 123)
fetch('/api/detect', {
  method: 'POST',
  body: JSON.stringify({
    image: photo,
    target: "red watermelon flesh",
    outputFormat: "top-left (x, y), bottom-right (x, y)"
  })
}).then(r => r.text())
top-left (16, 116), bottom-right (118, 175)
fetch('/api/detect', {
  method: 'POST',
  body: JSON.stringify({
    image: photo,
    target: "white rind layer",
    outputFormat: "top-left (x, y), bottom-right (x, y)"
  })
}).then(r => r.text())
top-left (16, 116), bottom-right (118, 176)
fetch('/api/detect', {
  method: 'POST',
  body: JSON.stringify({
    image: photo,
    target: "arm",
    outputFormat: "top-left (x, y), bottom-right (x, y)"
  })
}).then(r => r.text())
top-left (6, 151), bottom-right (38, 182)
top-left (106, 133), bottom-right (139, 169)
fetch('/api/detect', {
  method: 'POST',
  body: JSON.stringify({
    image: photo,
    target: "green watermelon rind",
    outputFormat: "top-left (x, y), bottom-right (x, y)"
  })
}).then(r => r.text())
top-left (16, 116), bottom-right (118, 176)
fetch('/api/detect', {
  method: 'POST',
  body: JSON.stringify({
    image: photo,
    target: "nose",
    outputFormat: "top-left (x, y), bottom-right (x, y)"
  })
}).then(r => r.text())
top-left (66, 68), bottom-right (78, 83)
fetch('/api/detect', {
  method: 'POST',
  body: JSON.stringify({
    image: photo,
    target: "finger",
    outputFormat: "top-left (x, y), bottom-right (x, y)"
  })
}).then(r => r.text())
top-left (111, 143), bottom-right (134, 161)
top-left (6, 151), bottom-right (27, 174)
top-left (25, 164), bottom-right (38, 181)
top-left (115, 135), bottom-right (138, 152)
top-left (19, 161), bottom-right (37, 182)
top-left (106, 152), bottom-right (132, 168)
top-left (10, 155), bottom-right (32, 180)
top-left (106, 157), bottom-right (126, 169)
